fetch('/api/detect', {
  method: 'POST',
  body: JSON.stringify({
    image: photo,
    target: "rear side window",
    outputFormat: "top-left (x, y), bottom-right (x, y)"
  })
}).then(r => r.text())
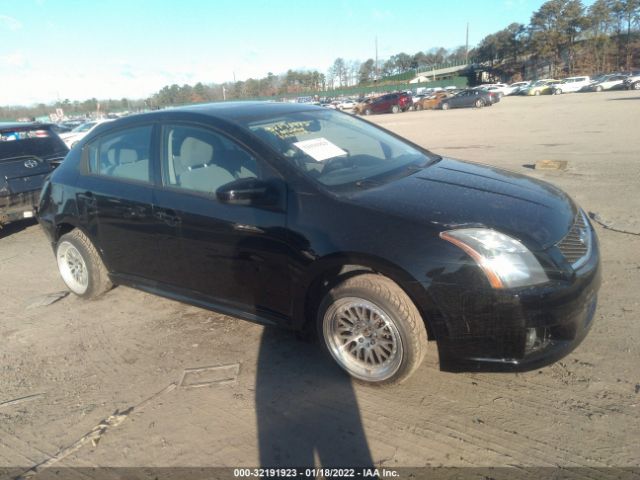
top-left (86, 126), bottom-right (152, 183)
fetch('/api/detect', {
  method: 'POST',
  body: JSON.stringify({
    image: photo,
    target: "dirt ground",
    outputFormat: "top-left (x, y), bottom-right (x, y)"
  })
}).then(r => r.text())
top-left (1, 91), bottom-right (639, 479)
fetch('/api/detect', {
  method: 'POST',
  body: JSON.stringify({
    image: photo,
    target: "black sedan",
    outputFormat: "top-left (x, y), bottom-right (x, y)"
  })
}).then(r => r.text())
top-left (37, 102), bottom-right (600, 384)
top-left (440, 89), bottom-right (495, 110)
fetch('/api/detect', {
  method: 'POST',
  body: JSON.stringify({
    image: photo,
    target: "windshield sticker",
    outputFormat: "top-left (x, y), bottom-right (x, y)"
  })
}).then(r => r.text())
top-left (293, 138), bottom-right (348, 162)
top-left (0, 130), bottom-right (50, 142)
top-left (265, 121), bottom-right (312, 139)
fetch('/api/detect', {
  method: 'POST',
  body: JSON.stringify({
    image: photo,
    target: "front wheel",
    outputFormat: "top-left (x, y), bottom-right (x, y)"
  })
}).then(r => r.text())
top-left (391, 104), bottom-right (400, 114)
top-left (364, 108), bottom-right (372, 116)
top-left (475, 99), bottom-right (484, 108)
top-left (633, 82), bottom-right (640, 90)
top-left (415, 103), bottom-right (423, 111)
top-left (56, 229), bottom-right (112, 298)
top-left (554, 88), bottom-right (562, 95)
top-left (317, 274), bottom-right (428, 385)
top-left (441, 102), bottom-right (450, 110)
top-left (534, 90), bottom-right (541, 96)
top-left (596, 85), bottom-right (603, 92)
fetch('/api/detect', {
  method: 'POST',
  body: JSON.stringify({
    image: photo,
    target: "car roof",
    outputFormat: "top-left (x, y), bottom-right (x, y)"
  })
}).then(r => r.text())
top-left (124, 101), bottom-right (325, 124)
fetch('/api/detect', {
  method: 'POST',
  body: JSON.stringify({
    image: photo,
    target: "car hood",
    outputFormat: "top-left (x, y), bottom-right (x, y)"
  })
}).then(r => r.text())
top-left (347, 158), bottom-right (576, 251)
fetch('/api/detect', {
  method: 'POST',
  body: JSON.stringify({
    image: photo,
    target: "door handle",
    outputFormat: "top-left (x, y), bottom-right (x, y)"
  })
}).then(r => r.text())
top-left (154, 208), bottom-right (181, 226)
top-left (124, 205), bottom-right (149, 219)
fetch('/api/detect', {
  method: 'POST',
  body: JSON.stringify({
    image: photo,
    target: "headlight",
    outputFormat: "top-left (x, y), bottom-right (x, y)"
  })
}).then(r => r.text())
top-left (440, 229), bottom-right (549, 289)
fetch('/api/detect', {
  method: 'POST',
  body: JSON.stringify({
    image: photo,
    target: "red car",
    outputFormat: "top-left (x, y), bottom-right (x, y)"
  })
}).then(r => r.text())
top-left (358, 92), bottom-right (412, 115)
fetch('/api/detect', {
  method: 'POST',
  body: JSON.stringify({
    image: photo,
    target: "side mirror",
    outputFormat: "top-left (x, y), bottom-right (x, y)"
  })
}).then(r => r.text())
top-left (216, 177), bottom-right (277, 207)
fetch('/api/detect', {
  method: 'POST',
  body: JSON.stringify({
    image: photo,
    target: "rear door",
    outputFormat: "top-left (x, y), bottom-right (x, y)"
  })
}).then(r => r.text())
top-left (76, 124), bottom-right (160, 279)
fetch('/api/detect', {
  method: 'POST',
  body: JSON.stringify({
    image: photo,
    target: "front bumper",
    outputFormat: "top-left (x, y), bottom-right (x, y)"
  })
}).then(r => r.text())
top-left (429, 238), bottom-right (601, 372)
top-left (0, 190), bottom-right (39, 225)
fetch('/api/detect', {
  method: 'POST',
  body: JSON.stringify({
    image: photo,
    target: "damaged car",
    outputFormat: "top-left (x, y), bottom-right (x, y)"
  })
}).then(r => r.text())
top-left (1, 123), bottom-right (68, 227)
top-left (37, 103), bottom-right (600, 384)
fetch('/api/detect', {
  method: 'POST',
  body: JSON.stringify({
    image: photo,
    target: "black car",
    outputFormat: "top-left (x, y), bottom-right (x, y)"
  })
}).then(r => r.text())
top-left (1, 123), bottom-right (68, 226)
top-left (440, 89), bottom-right (495, 110)
top-left (37, 103), bottom-right (600, 384)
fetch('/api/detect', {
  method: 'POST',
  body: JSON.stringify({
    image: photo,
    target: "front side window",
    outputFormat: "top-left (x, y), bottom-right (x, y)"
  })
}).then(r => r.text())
top-left (238, 109), bottom-right (436, 187)
top-left (162, 124), bottom-right (259, 194)
top-left (86, 125), bottom-right (152, 182)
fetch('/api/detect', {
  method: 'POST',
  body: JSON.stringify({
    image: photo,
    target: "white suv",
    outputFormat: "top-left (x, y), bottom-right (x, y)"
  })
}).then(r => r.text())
top-left (552, 76), bottom-right (591, 94)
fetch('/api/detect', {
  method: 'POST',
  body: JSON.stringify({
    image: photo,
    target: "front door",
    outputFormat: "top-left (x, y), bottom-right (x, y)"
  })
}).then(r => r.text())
top-left (155, 123), bottom-right (291, 322)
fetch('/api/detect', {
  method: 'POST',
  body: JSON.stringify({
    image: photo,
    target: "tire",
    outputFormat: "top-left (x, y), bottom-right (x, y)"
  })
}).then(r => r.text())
top-left (317, 273), bottom-right (428, 385)
top-left (364, 108), bottom-right (372, 116)
top-left (596, 85), bottom-right (603, 92)
top-left (441, 102), bottom-right (450, 110)
top-left (475, 99), bottom-right (484, 108)
top-left (56, 229), bottom-right (112, 298)
top-left (633, 82), bottom-right (640, 90)
top-left (554, 88), bottom-right (562, 95)
top-left (534, 90), bottom-right (541, 96)
top-left (415, 103), bottom-right (423, 111)
top-left (391, 104), bottom-right (400, 114)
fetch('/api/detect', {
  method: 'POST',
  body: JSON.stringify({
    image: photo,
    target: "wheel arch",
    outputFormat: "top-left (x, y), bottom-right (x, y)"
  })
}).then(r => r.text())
top-left (54, 222), bottom-right (111, 273)
top-left (297, 252), bottom-right (440, 341)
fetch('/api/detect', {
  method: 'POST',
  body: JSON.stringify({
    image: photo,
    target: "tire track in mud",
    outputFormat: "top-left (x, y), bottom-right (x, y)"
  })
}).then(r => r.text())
top-left (355, 396), bottom-right (630, 478)
top-left (352, 366), bottom-right (639, 470)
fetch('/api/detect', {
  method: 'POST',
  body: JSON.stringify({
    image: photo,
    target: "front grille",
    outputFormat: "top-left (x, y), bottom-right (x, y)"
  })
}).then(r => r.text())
top-left (557, 211), bottom-right (591, 266)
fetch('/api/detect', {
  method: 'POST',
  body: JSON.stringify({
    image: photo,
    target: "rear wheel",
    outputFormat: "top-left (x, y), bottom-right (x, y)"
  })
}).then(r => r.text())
top-left (441, 102), bottom-right (450, 110)
top-left (534, 90), bottom-right (541, 96)
top-left (596, 85), bottom-right (603, 92)
top-left (554, 88), bottom-right (562, 95)
top-left (475, 99), bottom-right (484, 108)
top-left (391, 104), bottom-right (400, 114)
top-left (317, 274), bottom-right (428, 385)
top-left (633, 82), bottom-right (640, 90)
top-left (364, 108), bottom-right (372, 116)
top-left (56, 229), bottom-right (112, 298)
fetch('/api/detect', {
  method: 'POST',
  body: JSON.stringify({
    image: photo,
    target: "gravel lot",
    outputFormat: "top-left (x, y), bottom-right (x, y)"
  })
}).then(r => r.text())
top-left (1, 91), bottom-right (639, 479)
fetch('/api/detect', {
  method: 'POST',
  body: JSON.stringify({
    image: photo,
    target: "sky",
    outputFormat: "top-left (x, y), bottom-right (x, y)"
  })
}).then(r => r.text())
top-left (0, 0), bottom-right (591, 106)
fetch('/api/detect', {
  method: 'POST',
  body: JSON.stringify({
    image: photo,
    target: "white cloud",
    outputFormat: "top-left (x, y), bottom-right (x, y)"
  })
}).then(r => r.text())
top-left (1, 52), bottom-right (28, 68)
top-left (0, 15), bottom-right (23, 31)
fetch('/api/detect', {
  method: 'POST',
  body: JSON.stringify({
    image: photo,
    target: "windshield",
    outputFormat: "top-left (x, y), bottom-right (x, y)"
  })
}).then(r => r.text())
top-left (238, 108), bottom-right (437, 187)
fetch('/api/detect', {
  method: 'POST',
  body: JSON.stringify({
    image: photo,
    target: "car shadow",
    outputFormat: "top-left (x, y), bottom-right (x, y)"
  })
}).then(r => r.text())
top-left (0, 218), bottom-right (37, 238)
top-left (255, 327), bottom-right (375, 469)
top-left (607, 96), bottom-right (640, 101)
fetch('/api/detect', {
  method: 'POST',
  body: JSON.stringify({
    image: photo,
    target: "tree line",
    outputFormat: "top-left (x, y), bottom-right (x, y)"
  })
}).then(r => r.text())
top-left (473, 0), bottom-right (640, 78)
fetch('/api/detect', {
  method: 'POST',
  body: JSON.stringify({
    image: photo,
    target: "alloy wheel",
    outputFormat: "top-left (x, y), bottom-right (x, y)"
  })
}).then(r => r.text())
top-left (57, 241), bottom-right (89, 295)
top-left (323, 297), bottom-right (403, 382)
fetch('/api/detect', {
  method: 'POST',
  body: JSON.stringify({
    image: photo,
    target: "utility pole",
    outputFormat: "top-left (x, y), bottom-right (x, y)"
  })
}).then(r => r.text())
top-left (375, 36), bottom-right (378, 81)
top-left (465, 22), bottom-right (469, 64)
